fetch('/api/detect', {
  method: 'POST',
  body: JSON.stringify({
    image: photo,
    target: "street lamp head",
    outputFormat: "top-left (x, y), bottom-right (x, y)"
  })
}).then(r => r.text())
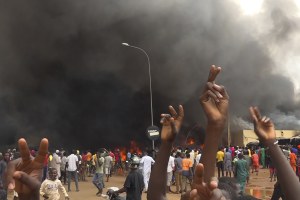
top-left (122, 43), bottom-right (129, 46)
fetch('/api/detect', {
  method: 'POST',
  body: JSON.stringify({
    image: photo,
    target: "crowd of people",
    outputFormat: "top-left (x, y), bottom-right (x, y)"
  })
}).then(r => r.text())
top-left (0, 65), bottom-right (300, 200)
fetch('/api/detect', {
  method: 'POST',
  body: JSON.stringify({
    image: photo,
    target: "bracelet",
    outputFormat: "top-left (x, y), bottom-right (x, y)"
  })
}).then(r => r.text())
top-left (273, 140), bottom-right (279, 145)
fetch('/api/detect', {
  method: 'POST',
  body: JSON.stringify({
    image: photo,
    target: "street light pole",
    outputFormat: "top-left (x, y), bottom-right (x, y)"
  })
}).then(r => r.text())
top-left (122, 43), bottom-right (155, 149)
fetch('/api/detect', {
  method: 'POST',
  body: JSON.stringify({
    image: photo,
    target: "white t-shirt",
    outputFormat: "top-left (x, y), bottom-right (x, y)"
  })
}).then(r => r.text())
top-left (167, 156), bottom-right (175, 173)
top-left (195, 153), bottom-right (202, 165)
top-left (104, 155), bottom-right (113, 168)
top-left (66, 154), bottom-right (78, 171)
top-left (140, 155), bottom-right (155, 172)
top-left (189, 150), bottom-right (195, 165)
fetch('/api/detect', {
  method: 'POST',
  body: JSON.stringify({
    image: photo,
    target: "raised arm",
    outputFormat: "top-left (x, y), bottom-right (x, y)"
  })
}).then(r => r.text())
top-left (199, 65), bottom-right (229, 182)
top-left (180, 65), bottom-right (229, 200)
top-left (147, 105), bottom-right (184, 200)
top-left (249, 106), bottom-right (300, 200)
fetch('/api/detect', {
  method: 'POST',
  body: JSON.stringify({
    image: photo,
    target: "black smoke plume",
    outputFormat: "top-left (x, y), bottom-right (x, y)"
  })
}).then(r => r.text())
top-left (0, 0), bottom-right (300, 149)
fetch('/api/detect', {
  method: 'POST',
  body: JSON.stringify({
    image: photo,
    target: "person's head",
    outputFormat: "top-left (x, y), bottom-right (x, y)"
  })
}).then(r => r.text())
top-left (30, 150), bottom-right (36, 157)
top-left (4, 152), bottom-right (10, 162)
top-left (238, 153), bottom-right (244, 159)
top-left (48, 168), bottom-right (58, 181)
top-left (146, 149), bottom-right (152, 156)
top-left (97, 148), bottom-right (106, 157)
top-left (129, 155), bottom-right (140, 169)
top-left (186, 153), bottom-right (190, 158)
top-left (243, 150), bottom-right (249, 156)
top-left (219, 177), bottom-right (241, 199)
top-left (14, 151), bottom-right (20, 159)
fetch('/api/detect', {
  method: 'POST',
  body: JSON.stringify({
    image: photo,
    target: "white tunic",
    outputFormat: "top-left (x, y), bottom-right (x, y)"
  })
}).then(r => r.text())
top-left (167, 156), bottom-right (175, 173)
top-left (140, 155), bottom-right (155, 172)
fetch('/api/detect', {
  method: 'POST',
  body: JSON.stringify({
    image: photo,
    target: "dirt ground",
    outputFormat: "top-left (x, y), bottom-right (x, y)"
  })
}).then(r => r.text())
top-left (62, 168), bottom-right (275, 200)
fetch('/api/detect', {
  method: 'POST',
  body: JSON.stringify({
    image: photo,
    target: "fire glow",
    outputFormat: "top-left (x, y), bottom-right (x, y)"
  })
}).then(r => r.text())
top-left (186, 137), bottom-right (195, 145)
top-left (115, 140), bottom-right (143, 161)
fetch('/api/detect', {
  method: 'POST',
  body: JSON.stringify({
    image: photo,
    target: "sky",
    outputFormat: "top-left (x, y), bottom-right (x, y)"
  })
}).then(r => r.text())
top-left (0, 0), bottom-right (299, 150)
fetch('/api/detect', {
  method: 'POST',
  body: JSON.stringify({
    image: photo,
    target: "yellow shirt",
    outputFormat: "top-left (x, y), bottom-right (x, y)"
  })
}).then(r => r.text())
top-left (216, 151), bottom-right (224, 162)
top-left (248, 149), bottom-right (252, 156)
top-left (92, 154), bottom-right (97, 165)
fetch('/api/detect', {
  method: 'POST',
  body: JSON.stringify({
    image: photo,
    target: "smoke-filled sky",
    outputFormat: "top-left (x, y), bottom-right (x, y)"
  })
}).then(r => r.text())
top-left (0, 0), bottom-right (300, 149)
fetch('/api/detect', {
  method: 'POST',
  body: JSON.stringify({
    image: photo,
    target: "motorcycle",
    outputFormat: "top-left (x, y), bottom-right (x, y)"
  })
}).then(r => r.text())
top-left (106, 187), bottom-right (126, 200)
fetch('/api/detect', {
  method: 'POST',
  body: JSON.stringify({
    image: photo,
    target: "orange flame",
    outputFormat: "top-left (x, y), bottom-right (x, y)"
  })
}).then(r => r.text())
top-left (200, 143), bottom-right (204, 149)
top-left (130, 140), bottom-right (143, 155)
top-left (118, 147), bottom-right (126, 161)
top-left (187, 137), bottom-right (195, 145)
top-left (115, 140), bottom-right (143, 161)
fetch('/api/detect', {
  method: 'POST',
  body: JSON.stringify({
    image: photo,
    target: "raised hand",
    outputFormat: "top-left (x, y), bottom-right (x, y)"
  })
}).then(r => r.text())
top-left (249, 106), bottom-right (276, 144)
top-left (200, 65), bottom-right (229, 128)
top-left (190, 164), bottom-right (225, 200)
top-left (249, 107), bottom-right (300, 200)
top-left (148, 105), bottom-right (184, 200)
top-left (199, 65), bottom-right (229, 182)
top-left (6, 138), bottom-right (48, 200)
top-left (160, 105), bottom-right (184, 142)
top-left (180, 164), bottom-right (226, 200)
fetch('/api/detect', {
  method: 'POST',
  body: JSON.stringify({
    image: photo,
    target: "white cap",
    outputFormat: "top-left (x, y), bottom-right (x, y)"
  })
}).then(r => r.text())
top-left (56, 150), bottom-right (59, 154)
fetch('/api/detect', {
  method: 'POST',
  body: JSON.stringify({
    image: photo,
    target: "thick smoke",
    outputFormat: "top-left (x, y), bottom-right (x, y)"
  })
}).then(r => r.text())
top-left (0, 0), bottom-right (300, 149)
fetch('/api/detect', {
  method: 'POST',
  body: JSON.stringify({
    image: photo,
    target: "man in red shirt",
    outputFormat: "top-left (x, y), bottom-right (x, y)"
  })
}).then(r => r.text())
top-left (42, 153), bottom-right (49, 181)
top-left (290, 149), bottom-right (297, 173)
top-left (251, 151), bottom-right (259, 175)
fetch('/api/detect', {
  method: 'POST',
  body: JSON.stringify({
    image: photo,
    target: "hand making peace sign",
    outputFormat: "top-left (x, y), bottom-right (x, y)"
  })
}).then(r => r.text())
top-left (6, 138), bottom-right (48, 200)
top-left (160, 105), bottom-right (184, 142)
